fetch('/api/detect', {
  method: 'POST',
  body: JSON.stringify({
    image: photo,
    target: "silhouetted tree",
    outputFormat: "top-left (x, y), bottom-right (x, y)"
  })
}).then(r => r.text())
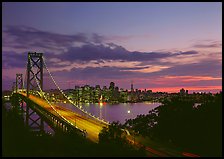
top-left (99, 121), bottom-right (126, 144)
top-left (124, 92), bottom-right (222, 157)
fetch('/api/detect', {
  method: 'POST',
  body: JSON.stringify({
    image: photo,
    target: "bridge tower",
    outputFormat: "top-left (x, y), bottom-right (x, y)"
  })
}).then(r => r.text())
top-left (26, 52), bottom-right (44, 134)
top-left (27, 52), bottom-right (43, 97)
top-left (16, 74), bottom-right (23, 93)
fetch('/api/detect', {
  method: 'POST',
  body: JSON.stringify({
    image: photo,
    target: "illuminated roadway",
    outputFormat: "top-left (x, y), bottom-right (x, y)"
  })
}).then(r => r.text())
top-left (19, 92), bottom-right (107, 143)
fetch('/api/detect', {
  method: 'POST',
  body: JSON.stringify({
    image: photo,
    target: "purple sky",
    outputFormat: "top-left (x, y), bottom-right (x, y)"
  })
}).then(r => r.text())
top-left (2, 2), bottom-right (222, 93)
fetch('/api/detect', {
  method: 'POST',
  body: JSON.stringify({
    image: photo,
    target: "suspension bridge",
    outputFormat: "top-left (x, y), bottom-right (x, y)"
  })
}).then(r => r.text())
top-left (10, 52), bottom-right (109, 143)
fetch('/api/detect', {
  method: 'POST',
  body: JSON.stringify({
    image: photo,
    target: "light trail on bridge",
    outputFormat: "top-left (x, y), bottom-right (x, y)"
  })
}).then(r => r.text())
top-left (19, 92), bottom-right (107, 143)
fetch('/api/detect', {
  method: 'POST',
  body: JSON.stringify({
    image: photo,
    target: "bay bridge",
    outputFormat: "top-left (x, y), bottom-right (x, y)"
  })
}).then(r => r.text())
top-left (10, 52), bottom-right (110, 143)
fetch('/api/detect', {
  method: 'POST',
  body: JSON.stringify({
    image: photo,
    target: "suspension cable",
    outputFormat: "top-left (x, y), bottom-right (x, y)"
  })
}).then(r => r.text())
top-left (23, 61), bottom-right (27, 90)
top-left (42, 57), bottom-right (109, 125)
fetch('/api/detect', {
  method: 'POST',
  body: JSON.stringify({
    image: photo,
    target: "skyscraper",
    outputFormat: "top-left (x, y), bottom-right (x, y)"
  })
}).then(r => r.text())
top-left (131, 81), bottom-right (134, 92)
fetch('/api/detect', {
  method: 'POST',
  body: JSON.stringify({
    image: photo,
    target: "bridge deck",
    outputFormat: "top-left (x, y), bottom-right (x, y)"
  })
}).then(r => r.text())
top-left (19, 92), bottom-right (107, 143)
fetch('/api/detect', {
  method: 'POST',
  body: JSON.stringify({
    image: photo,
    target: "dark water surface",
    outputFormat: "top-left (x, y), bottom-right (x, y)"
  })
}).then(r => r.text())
top-left (59, 102), bottom-right (161, 124)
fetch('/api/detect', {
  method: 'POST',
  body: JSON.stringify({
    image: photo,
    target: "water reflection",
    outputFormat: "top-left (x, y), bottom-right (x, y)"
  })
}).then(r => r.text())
top-left (60, 102), bottom-right (161, 124)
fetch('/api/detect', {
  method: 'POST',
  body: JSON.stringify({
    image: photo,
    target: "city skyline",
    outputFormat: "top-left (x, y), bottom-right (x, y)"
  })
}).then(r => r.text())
top-left (2, 2), bottom-right (222, 93)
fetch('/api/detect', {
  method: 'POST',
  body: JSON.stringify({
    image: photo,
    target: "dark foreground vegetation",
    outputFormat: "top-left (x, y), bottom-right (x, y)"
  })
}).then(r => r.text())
top-left (2, 99), bottom-right (145, 157)
top-left (124, 92), bottom-right (222, 157)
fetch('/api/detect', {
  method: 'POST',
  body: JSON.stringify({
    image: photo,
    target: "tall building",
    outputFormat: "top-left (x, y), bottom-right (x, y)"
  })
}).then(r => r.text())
top-left (131, 81), bottom-right (134, 92)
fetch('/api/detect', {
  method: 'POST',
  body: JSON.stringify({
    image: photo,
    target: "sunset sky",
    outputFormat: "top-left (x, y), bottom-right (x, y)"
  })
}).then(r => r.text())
top-left (2, 2), bottom-right (222, 93)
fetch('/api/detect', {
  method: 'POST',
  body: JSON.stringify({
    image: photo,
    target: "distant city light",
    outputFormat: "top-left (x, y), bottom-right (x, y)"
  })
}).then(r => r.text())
top-left (127, 110), bottom-right (131, 114)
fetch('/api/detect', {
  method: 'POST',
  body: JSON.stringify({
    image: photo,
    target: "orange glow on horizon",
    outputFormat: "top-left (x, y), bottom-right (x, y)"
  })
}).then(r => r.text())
top-left (139, 86), bottom-right (222, 93)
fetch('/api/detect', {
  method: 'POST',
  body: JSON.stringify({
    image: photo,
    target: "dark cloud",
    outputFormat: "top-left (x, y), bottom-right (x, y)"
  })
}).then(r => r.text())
top-left (3, 25), bottom-right (99, 54)
top-left (150, 59), bottom-right (221, 78)
top-left (55, 44), bottom-right (178, 63)
top-left (192, 41), bottom-right (222, 48)
top-left (56, 43), bottom-right (127, 61)
top-left (4, 25), bottom-right (87, 46)
top-left (69, 66), bottom-right (137, 79)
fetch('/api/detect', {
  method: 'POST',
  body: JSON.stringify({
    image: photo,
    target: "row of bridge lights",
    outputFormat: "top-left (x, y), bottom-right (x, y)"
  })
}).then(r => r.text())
top-left (16, 55), bottom-right (110, 128)
top-left (42, 57), bottom-right (110, 125)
